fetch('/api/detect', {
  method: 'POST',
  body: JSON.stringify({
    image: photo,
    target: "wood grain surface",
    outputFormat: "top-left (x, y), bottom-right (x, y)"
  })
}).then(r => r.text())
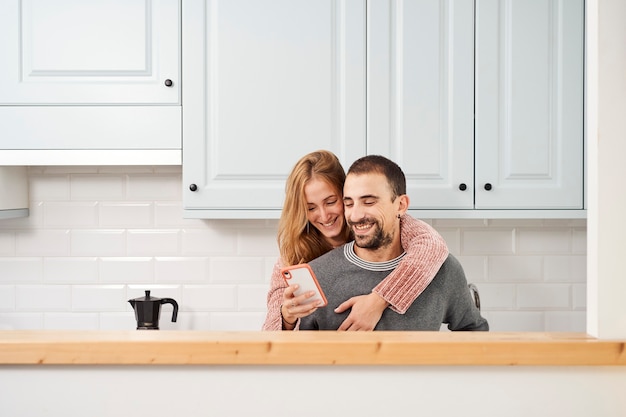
top-left (0, 331), bottom-right (624, 366)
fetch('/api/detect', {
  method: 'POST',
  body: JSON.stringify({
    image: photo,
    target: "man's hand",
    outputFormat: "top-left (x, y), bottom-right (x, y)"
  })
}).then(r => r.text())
top-left (335, 292), bottom-right (389, 331)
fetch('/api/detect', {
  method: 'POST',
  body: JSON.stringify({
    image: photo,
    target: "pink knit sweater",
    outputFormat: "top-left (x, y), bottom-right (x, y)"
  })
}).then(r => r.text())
top-left (262, 215), bottom-right (449, 330)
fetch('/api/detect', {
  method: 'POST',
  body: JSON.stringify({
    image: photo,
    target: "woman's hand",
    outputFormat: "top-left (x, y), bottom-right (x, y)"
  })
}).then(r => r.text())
top-left (281, 284), bottom-right (321, 330)
top-left (334, 292), bottom-right (389, 331)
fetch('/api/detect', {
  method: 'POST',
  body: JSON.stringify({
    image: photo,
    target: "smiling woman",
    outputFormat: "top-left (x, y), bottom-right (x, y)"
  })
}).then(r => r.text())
top-left (262, 150), bottom-right (450, 331)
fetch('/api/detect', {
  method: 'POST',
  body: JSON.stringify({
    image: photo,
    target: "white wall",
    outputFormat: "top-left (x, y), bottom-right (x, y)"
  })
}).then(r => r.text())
top-left (0, 166), bottom-right (586, 332)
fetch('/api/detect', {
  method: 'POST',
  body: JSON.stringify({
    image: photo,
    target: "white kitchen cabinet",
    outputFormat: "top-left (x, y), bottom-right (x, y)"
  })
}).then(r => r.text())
top-left (183, 0), bottom-right (366, 217)
top-left (183, 0), bottom-right (585, 218)
top-left (474, 0), bottom-right (584, 210)
top-left (0, 0), bottom-right (182, 165)
top-left (367, 0), bottom-right (475, 210)
top-left (369, 0), bottom-right (584, 213)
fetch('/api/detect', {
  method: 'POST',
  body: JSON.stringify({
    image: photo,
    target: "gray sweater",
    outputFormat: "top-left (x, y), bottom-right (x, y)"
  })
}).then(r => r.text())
top-left (300, 242), bottom-right (489, 331)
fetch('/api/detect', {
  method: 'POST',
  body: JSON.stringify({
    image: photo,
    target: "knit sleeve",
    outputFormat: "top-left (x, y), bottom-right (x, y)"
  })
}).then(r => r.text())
top-left (262, 260), bottom-right (288, 330)
top-left (372, 215), bottom-right (449, 314)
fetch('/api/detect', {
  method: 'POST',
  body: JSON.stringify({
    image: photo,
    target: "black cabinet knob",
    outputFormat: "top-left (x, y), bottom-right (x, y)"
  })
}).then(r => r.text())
top-left (459, 183), bottom-right (467, 191)
top-left (164, 79), bottom-right (173, 87)
top-left (484, 183), bottom-right (492, 191)
top-left (189, 184), bottom-right (197, 192)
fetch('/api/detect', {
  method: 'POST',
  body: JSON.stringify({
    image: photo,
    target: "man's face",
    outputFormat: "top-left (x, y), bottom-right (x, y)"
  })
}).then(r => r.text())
top-left (342, 172), bottom-right (402, 250)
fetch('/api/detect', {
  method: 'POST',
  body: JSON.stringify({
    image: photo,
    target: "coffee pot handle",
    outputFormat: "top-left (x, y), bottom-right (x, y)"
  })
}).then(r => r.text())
top-left (160, 298), bottom-right (179, 322)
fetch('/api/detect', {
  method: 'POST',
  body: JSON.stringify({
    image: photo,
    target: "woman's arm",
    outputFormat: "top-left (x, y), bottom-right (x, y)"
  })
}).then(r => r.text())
top-left (374, 215), bottom-right (449, 314)
top-left (262, 261), bottom-right (288, 330)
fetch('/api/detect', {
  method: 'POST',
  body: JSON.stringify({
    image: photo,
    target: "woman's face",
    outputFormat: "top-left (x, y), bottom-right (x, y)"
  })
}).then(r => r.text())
top-left (304, 178), bottom-right (346, 247)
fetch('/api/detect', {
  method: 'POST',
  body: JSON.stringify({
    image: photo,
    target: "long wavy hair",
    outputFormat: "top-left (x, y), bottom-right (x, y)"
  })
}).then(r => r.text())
top-left (278, 150), bottom-right (352, 266)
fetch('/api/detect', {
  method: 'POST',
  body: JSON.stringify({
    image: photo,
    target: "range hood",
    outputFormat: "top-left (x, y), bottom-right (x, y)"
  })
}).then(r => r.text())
top-left (0, 167), bottom-right (29, 219)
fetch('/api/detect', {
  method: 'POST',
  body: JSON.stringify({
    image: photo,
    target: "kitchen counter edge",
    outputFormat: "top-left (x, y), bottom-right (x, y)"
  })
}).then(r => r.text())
top-left (0, 330), bottom-right (624, 366)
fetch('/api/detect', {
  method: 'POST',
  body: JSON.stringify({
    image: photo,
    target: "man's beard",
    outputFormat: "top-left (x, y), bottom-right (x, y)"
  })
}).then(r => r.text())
top-left (350, 218), bottom-right (393, 249)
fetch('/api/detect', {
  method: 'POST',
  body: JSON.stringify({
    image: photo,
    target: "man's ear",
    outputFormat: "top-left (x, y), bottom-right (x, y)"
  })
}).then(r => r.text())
top-left (397, 194), bottom-right (410, 215)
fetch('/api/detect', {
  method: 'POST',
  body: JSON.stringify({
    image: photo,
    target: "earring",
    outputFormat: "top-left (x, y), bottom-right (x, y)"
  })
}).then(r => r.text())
top-left (397, 214), bottom-right (401, 219)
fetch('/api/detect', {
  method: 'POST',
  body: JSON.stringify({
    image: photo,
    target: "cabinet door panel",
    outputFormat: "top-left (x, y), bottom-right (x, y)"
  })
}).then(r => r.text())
top-left (367, 0), bottom-right (474, 209)
top-left (475, 0), bottom-right (584, 209)
top-left (0, 0), bottom-right (180, 104)
top-left (183, 0), bottom-right (366, 214)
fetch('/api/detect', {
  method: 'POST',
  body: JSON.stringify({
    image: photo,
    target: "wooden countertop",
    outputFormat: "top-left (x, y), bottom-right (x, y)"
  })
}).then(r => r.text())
top-left (0, 331), bottom-right (624, 366)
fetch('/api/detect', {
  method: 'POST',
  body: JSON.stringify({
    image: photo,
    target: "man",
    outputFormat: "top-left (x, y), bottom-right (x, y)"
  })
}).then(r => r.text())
top-left (300, 155), bottom-right (488, 331)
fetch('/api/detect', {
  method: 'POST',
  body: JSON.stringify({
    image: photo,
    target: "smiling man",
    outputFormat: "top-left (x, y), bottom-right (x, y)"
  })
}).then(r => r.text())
top-left (300, 155), bottom-right (488, 331)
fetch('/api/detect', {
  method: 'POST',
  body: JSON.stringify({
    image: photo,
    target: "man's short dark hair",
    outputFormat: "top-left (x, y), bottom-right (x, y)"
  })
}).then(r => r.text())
top-left (347, 155), bottom-right (406, 199)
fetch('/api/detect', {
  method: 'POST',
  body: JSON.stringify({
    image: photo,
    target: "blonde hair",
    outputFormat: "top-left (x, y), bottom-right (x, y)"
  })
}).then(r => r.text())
top-left (278, 150), bottom-right (351, 266)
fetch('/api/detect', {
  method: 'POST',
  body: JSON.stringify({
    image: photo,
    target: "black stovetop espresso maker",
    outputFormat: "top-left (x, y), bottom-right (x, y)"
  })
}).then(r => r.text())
top-left (128, 290), bottom-right (178, 330)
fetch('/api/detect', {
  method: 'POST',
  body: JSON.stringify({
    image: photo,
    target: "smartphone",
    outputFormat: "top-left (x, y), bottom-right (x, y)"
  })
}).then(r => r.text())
top-left (280, 264), bottom-right (328, 307)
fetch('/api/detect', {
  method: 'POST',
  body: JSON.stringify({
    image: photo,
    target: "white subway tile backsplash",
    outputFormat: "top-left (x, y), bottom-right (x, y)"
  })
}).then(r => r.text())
top-left (475, 284), bottom-right (516, 310)
top-left (237, 285), bottom-right (268, 311)
top-left (16, 230), bottom-right (70, 256)
top-left (40, 166), bottom-right (98, 175)
top-left (462, 229), bottom-right (515, 255)
top-left (100, 312), bottom-right (137, 331)
top-left (516, 284), bottom-right (571, 309)
top-left (485, 311), bottom-right (545, 332)
top-left (182, 285), bottom-right (237, 311)
top-left (44, 257), bottom-right (98, 283)
top-left (0, 285), bottom-right (15, 310)
top-left (100, 257), bottom-right (154, 284)
top-left (572, 284), bottom-right (587, 310)
top-left (438, 229), bottom-right (461, 255)
top-left (516, 228), bottom-right (572, 254)
top-left (0, 258), bottom-right (43, 283)
top-left (0, 169), bottom-right (590, 331)
top-left (71, 174), bottom-right (125, 200)
top-left (489, 256), bottom-right (543, 282)
top-left (71, 230), bottom-right (126, 256)
top-left (99, 203), bottom-right (153, 228)
top-left (72, 285), bottom-right (127, 311)
top-left (572, 229), bottom-right (587, 254)
top-left (44, 202), bottom-right (98, 228)
top-left (127, 230), bottom-right (180, 256)
top-left (44, 312), bottom-right (99, 330)
top-left (154, 202), bottom-right (205, 228)
top-left (209, 257), bottom-right (266, 283)
top-left (182, 229), bottom-right (237, 256)
top-left (543, 255), bottom-right (586, 282)
top-left (545, 311), bottom-right (586, 332)
top-left (237, 228), bottom-right (280, 256)
top-left (165, 312), bottom-right (211, 330)
top-left (434, 219), bottom-right (489, 228)
top-left (0, 232), bottom-right (15, 255)
top-left (455, 256), bottom-right (487, 283)
top-left (0, 312), bottom-right (43, 330)
top-left (16, 285), bottom-right (71, 311)
top-left (29, 174), bottom-right (70, 201)
top-left (155, 257), bottom-right (208, 283)
top-left (127, 284), bottom-right (182, 301)
top-left (210, 312), bottom-right (266, 331)
top-left (127, 174), bottom-right (181, 200)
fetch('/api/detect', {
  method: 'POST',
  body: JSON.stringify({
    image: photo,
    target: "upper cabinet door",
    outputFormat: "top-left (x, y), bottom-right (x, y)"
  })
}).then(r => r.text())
top-left (367, 0), bottom-right (475, 209)
top-left (475, 0), bottom-right (584, 209)
top-left (183, 0), bottom-right (366, 216)
top-left (0, 0), bottom-right (180, 105)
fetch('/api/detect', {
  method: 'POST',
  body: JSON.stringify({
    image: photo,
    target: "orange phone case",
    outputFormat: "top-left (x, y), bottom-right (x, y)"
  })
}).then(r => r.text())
top-left (280, 264), bottom-right (328, 307)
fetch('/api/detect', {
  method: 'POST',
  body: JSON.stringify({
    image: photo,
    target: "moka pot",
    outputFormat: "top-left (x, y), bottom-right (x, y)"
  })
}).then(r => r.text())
top-left (128, 290), bottom-right (178, 330)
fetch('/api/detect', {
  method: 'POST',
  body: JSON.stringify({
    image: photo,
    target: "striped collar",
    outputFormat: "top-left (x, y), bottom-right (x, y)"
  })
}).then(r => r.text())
top-left (343, 241), bottom-right (406, 272)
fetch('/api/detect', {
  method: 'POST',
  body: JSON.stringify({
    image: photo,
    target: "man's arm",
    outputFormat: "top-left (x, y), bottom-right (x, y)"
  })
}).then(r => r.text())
top-left (442, 255), bottom-right (489, 331)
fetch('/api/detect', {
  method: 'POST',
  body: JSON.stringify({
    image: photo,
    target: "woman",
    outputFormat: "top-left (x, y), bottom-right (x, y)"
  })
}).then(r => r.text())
top-left (262, 150), bottom-right (448, 330)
